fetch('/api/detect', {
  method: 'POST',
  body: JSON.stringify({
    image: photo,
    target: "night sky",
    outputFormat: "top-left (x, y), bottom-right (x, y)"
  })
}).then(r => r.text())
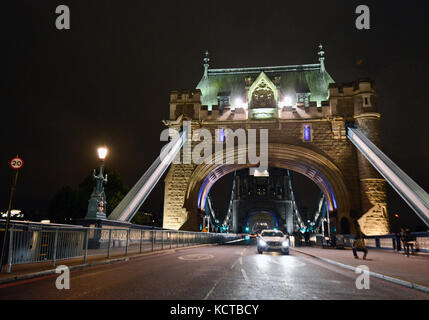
top-left (1, 1), bottom-right (428, 231)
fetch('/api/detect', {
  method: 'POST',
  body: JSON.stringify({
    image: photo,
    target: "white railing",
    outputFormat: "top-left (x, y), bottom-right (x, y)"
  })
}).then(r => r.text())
top-left (0, 222), bottom-right (240, 273)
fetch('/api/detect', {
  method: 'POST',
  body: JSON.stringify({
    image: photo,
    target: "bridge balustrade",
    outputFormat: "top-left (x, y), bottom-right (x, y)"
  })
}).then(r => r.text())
top-left (0, 221), bottom-right (241, 273)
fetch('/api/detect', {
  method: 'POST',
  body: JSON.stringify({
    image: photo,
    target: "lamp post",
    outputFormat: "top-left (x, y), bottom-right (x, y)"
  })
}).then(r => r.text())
top-left (85, 147), bottom-right (108, 220)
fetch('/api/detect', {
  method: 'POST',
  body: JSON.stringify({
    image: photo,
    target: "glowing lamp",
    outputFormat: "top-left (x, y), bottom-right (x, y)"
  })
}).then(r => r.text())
top-left (97, 147), bottom-right (108, 160)
top-left (280, 96), bottom-right (292, 107)
top-left (234, 98), bottom-right (247, 108)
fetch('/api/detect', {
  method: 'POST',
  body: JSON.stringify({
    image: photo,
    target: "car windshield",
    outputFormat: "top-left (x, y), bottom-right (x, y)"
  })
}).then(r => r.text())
top-left (261, 231), bottom-right (284, 237)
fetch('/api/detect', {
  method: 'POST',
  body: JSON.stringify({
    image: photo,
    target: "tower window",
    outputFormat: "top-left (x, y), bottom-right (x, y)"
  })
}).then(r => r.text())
top-left (219, 128), bottom-right (225, 142)
top-left (296, 93), bottom-right (310, 107)
top-left (363, 96), bottom-right (370, 107)
top-left (304, 125), bottom-right (312, 142)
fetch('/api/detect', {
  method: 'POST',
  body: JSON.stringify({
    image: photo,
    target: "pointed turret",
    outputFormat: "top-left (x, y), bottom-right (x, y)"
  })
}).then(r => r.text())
top-left (203, 50), bottom-right (210, 79)
top-left (318, 44), bottom-right (326, 73)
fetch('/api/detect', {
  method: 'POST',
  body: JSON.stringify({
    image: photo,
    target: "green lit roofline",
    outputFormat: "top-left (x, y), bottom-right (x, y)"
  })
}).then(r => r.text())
top-left (208, 64), bottom-right (321, 76)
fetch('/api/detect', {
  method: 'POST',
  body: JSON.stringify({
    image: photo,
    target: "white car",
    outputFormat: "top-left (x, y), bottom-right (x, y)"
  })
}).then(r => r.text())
top-left (257, 230), bottom-right (290, 255)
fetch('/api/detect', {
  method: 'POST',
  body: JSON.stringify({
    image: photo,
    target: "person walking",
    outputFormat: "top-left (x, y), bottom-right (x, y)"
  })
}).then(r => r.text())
top-left (352, 235), bottom-right (368, 260)
top-left (304, 229), bottom-right (311, 246)
top-left (400, 228), bottom-right (415, 257)
top-left (395, 232), bottom-right (402, 252)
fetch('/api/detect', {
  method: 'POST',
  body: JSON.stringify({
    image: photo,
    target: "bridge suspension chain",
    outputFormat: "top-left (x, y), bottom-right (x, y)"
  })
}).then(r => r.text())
top-left (108, 126), bottom-right (188, 222)
top-left (348, 127), bottom-right (429, 227)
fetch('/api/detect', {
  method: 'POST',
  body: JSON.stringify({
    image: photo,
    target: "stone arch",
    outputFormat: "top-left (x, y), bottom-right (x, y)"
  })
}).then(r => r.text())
top-left (182, 143), bottom-right (351, 231)
top-left (246, 210), bottom-right (279, 231)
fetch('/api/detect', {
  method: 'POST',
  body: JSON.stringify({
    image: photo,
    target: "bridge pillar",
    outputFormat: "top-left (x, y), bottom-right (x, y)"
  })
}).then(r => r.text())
top-left (354, 80), bottom-right (390, 235)
top-left (162, 108), bottom-right (201, 230)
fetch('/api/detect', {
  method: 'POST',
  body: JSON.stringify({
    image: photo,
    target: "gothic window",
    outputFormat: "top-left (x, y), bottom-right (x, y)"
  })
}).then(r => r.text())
top-left (218, 128), bottom-right (225, 142)
top-left (297, 93), bottom-right (310, 107)
top-left (251, 79), bottom-right (276, 108)
top-left (363, 95), bottom-right (371, 107)
top-left (303, 124), bottom-right (312, 142)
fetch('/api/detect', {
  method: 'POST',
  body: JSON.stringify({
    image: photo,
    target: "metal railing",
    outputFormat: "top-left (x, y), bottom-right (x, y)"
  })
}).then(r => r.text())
top-left (304, 232), bottom-right (429, 253)
top-left (363, 232), bottom-right (429, 253)
top-left (0, 222), bottom-right (240, 273)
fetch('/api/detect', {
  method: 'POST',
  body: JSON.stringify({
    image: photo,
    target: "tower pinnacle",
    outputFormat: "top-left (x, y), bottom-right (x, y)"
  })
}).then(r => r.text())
top-left (318, 44), bottom-right (325, 73)
top-left (203, 50), bottom-right (210, 78)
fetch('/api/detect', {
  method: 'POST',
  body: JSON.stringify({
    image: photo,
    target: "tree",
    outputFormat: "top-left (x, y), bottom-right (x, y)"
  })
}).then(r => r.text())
top-left (48, 168), bottom-right (129, 222)
top-left (131, 211), bottom-right (155, 226)
top-left (48, 186), bottom-right (78, 222)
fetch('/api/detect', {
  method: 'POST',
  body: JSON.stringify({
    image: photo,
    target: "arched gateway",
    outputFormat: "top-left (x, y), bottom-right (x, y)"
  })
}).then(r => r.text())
top-left (162, 47), bottom-right (390, 236)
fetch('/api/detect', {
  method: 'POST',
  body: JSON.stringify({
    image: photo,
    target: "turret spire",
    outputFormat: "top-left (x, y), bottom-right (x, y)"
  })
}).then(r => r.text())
top-left (203, 50), bottom-right (210, 78)
top-left (318, 44), bottom-right (325, 73)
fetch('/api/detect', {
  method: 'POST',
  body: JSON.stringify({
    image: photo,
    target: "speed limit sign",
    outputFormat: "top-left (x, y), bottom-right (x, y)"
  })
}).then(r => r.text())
top-left (10, 157), bottom-right (24, 170)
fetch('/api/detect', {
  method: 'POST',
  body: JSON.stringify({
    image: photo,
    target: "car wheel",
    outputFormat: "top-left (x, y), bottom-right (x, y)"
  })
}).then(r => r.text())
top-left (257, 247), bottom-right (263, 254)
top-left (282, 250), bottom-right (289, 255)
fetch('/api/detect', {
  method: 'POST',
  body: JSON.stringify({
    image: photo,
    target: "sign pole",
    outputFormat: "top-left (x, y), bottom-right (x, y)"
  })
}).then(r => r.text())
top-left (0, 156), bottom-right (23, 272)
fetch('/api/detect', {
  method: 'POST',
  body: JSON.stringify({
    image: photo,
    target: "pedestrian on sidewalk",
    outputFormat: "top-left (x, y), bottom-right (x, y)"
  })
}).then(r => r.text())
top-left (304, 229), bottom-right (311, 246)
top-left (352, 235), bottom-right (368, 260)
top-left (394, 232), bottom-right (402, 252)
top-left (400, 228), bottom-right (415, 257)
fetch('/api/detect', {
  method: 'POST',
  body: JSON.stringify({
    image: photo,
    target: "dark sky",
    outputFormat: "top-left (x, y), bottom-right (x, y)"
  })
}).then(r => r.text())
top-left (1, 1), bottom-right (428, 230)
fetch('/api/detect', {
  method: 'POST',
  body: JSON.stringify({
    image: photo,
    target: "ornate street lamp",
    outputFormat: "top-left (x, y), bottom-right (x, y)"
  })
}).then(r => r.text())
top-left (85, 147), bottom-right (108, 220)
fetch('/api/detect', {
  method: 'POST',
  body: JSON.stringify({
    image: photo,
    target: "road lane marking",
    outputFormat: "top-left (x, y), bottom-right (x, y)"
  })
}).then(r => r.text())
top-left (223, 239), bottom-right (245, 244)
top-left (231, 259), bottom-right (239, 269)
top-left (204, 279), bottom-right (220, 300)
top-left (241, 268), bottom-right (251, 287)
top-left (178, 254), bottom-right (214, 261)
top-left (239, 256), bottom-right (243, 265)
top-left (269, 257), bottom-right (306, 267)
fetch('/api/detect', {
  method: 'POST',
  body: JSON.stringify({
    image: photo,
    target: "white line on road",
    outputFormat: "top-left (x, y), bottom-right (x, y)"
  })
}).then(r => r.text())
top-left (224, 239), bottom-right (245, 244)
top-left (239, 256), bottom-right (243, 265)
top-left (241, 268), bottom-right (250, 286)
top-left (204, 279), bottom-right (220, 300)
top-left (231, 259), bottom-right (239, 269)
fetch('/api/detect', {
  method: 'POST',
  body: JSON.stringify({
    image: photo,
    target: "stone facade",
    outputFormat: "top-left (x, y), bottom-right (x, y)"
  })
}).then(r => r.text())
top-left (162, 59), bottom-right (390, 235)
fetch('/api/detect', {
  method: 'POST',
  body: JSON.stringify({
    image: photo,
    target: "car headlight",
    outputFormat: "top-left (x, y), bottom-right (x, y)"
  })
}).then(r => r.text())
top-left (282, 240), bottom-right (289, 247)
top-left (259, 239), bottom-right (267, 247)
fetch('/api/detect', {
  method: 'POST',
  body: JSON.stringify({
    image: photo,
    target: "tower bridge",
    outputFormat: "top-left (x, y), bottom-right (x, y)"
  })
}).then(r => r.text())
top-left (107, 46), bottom-right (429, 236)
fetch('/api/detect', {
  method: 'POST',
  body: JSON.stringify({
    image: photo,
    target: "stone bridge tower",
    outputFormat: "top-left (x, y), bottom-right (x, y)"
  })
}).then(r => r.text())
top-left (162, 47), bottom-right (390, 236)
top-left (232, 168), bottom-right (298, 234)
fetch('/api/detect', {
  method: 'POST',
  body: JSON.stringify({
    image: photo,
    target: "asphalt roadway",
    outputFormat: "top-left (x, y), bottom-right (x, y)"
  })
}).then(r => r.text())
top-left (0, 239), bottom-right (428, 300)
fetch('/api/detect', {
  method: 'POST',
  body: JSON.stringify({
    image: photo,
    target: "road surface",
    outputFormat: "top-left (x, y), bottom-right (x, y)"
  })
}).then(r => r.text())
top-left (0, 239), bottom-right (428, 300)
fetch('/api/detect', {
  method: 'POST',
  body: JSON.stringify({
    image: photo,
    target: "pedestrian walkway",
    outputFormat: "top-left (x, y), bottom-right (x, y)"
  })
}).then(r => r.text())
top-left (292, 246), bottom-right (429, 288)
top-left (0, 242), bottom-right (214, 285)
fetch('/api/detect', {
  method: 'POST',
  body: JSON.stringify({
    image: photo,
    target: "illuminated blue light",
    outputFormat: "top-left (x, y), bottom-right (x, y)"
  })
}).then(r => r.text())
top-left (219, 128), bottom-right (225, 142)
top-left (331, 194), bottom-right (338, 210)
top-left (304, 125), bottom-right (311, 142)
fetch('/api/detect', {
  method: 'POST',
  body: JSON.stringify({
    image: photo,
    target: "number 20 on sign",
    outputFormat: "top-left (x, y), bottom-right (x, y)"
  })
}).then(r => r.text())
top-left (10, 157), bottom-right (24, 170)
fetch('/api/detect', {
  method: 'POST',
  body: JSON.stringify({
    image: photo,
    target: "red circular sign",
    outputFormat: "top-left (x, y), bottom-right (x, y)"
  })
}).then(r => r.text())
top-left (10, 157), bottom-right (24, 170)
